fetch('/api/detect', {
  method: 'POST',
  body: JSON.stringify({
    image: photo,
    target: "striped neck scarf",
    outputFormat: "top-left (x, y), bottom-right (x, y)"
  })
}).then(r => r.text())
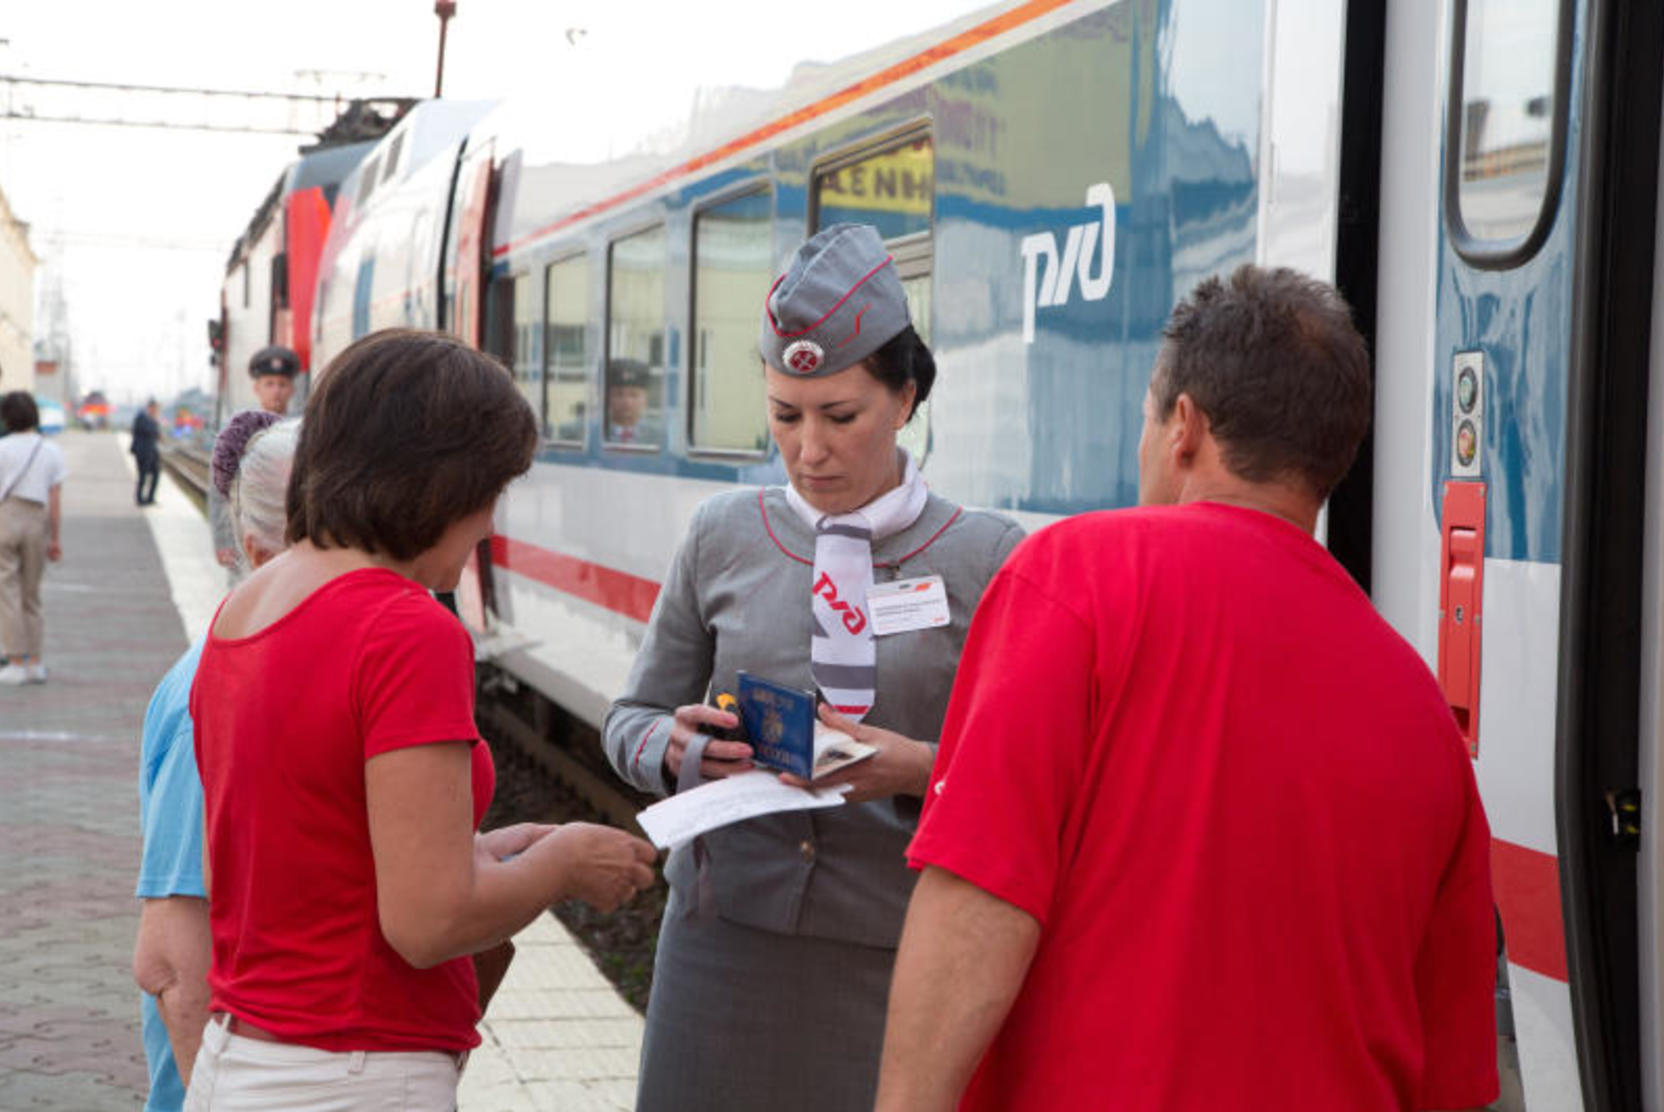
top-left (784, 450), bottom-right (928, 721)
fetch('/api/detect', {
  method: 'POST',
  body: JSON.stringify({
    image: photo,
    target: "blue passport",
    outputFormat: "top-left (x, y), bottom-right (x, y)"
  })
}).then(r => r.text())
top-left (736, 672), bottom-right (818, 780)
top-left (734, 671), bottom-right (878, 782)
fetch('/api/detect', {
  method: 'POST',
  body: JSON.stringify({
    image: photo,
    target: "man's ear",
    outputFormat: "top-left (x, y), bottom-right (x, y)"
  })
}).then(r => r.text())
top-left (1170, 393), bottom-right (1209, 467)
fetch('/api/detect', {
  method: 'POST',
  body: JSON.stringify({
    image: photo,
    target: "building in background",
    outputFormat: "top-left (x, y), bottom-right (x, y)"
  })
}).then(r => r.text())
top-left (0, 184), bottom-right (37, 393)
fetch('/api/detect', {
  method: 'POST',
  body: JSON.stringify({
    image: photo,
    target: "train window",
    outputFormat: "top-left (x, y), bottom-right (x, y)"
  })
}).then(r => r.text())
top-left (813, 133), bottom-right (933, 242)
top-left (605, 224), bottom-right (667, 449)
top-left (691, 187), bottom-right (772, 453)
top-left (896, 271), bottom-right (932, 463)
top-left (544, 254), bottom-right (589, 446)
top-left (503, 273), bottom-right (539, 429)
top-left (357, 157), bottom-right (380, 208)
top-left (382, 134), bottom-right (404, 184)
top-left (812, 127), bottom-right (936, 462)
top-left (484, 274), bottom-right (514, 359)
top-left (1447, 0), bottom-right (1571, 263)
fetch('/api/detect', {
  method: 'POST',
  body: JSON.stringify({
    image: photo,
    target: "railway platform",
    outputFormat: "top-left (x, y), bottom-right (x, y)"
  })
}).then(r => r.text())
top-left (0, 431), bottom-right (643, 1110)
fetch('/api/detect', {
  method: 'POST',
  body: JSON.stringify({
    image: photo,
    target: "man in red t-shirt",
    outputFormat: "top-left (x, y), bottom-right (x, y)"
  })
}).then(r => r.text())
top-left (876, 266), bottom-right (1498, 1112)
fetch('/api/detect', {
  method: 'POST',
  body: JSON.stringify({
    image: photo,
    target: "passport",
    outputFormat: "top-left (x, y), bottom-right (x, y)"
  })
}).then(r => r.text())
top-left (735, 671), bottom-right (876, 781)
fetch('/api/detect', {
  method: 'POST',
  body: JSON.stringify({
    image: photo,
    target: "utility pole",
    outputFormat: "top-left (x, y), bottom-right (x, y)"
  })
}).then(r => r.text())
top-left (434, 1), bottom-right (457, 98)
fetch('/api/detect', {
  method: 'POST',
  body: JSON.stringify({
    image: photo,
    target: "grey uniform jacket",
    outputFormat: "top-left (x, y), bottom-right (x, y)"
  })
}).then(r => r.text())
top-left (603, 486), bottom-right (1023, 949)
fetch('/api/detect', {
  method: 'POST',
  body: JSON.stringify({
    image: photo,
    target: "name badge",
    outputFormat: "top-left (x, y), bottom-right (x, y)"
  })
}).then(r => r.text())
top-left (868, 575), bottom-right (950, 637)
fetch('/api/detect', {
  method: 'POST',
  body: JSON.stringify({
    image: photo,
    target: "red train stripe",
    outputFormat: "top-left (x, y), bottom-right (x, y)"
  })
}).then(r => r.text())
top-left (491, 0), bottom-right (1078, 259)
top-left (1491, 837), bottom-right (1568, 983)
top-left (490, 535), bottom-right (661, 623)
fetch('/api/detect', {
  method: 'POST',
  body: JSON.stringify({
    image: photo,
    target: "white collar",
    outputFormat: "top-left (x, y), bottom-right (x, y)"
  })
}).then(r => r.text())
top-left (782, 449), bottom-right (928, 542)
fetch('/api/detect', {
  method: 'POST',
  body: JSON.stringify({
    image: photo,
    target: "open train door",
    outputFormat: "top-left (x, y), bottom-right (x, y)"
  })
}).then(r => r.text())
top-left (442, 136), bottom-right (500, 636)
top-left (1370, 0), bottom-right (1659, 1107)
top-left (446, 138), bottom-right (495, 349)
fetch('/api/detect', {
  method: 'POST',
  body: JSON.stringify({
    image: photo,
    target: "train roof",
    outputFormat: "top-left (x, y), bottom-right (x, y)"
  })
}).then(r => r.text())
top-left (224, 99), bottom-right (419, 274)
top-left (480, 0), bottom-right (1020, 256)
top-left (331, 98), bottom-right (500, 218)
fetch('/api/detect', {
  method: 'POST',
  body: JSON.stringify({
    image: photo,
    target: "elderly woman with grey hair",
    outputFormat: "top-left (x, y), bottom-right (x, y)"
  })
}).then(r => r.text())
top-left (603, 224), bottom-right (1024, 1110)
top-left (131, 411), bottom-right (296, 1111)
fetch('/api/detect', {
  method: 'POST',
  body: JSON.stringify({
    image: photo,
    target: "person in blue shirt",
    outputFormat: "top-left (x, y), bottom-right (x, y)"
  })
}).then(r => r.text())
top-left (131, 412), bottom-right (293, 1111)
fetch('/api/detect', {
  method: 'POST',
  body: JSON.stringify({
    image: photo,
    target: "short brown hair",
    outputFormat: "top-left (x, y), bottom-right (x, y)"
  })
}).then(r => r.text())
top-left (1154, 265), bottom-right (1371, 499)
top-left (287, 329), bottom-right (538, 560)
top-left (0, 391), bottom-right (39, 433)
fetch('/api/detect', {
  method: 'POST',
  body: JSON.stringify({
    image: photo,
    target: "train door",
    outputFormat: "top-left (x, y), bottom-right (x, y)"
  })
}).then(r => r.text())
top-left (448, 138), bottom-right (496, 349)
top-left (1641, 93), bottom-right (1664, 1112)
top-left (444, 136), bottom-right (500, 635)
top-left (1373, 0), bottom-right (1658, 1107)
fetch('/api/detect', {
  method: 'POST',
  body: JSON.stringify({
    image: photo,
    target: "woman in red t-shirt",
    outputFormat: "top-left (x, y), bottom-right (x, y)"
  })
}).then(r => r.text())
top-left (185, 329), bottom-right (657, 1111)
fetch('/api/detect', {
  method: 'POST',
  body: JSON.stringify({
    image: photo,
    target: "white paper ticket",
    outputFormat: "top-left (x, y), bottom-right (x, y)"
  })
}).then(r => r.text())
top-left (636, 771), bottom-right (850, 849)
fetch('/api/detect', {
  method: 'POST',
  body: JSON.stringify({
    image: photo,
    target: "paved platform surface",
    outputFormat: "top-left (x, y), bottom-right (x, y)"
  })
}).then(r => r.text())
top-left (0, 431), bottom-right (178, 1109)
top-left (0, 431), bottom-right (643, 1110)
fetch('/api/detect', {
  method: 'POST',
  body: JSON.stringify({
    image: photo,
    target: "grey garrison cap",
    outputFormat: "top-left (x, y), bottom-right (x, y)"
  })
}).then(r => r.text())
top-left (759, 223), bottom-right (910, 378)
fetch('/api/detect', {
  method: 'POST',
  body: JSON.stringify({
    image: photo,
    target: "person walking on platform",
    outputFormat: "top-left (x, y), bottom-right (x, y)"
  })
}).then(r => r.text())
top-left (186, 330), bottom-right (656, 1111)
top-left (602, 224), bottom-right (1024, 1112)
top-left (210, 346), bottom-right (297, 577)
top-left (876, 266), bottom-right (1499, 1112)
top-left (0, 392), bottom-right (66, 686)
top-left (132, 398), bottom-right (163, 506)
top-left (132, 408), bottom-right (288, 1112)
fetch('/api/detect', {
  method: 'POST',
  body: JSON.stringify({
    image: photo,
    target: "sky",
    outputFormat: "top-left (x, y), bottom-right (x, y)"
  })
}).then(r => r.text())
top-left (0, 0), bottom-right (999, 404)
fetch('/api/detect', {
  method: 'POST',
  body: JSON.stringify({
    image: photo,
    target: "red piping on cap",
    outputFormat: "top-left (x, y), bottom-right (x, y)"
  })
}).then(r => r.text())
top-left (834, 303), bottom-right (871, 349)
top-left (766, 256), bottom-right (895, 339)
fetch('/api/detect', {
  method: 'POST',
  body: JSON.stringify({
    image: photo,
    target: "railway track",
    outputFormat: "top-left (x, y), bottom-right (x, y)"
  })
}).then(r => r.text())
top-left (161, 444), bottom-right (212, 510)
top-left (475, 665), bottom-right (653, 834)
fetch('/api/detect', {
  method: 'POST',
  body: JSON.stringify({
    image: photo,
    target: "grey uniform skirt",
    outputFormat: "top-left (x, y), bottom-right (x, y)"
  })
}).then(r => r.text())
top-left (636, 888), bottom-right (897, 1111)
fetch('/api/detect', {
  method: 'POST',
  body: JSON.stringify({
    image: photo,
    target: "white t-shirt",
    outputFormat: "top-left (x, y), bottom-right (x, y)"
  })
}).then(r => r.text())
top-left (0, 432), bottom-right (68, 505)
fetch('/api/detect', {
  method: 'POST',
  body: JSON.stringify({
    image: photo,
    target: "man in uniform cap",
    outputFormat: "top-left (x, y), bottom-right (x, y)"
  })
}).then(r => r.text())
top-left (606, 357), bottom-right (661, 445)
top-left (247, 345), bottom-right (299, 419)
top-left (211, 346), bottom-right (299, 572)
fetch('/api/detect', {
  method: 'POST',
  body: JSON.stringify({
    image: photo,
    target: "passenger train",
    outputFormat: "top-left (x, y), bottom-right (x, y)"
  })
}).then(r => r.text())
top-left (213, 99), bottom-right (415, 422)
top-left (228, 0), bottom-right (1664, 1106)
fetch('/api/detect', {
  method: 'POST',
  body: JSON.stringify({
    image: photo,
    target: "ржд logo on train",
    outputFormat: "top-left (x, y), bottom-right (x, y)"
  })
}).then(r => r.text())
top-left (1019, 182), bottom-right (1116, 344)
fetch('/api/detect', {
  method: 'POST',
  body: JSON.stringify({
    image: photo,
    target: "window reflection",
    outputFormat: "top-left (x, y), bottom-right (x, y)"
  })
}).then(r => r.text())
top-left (510, 275), bottom-right (539, 427)
top-left (897, 272), bottom-right (932, 464)
top-left (544, 255), bottom-right (589, 445)
top-left (606, 226), bottom-right (666, 447)
top-left (692, 189), bottom-right (772, 452)
top-left (815, 137), bottom-right (934, 242)
top-left (1456, 0), bottom-right (1559, 243)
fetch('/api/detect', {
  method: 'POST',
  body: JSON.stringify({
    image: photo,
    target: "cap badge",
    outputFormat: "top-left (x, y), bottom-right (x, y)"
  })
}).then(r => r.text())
top-left (269, 358), bottom-right (284, 372)
top-left (783, 340), bottom-right (825, 376)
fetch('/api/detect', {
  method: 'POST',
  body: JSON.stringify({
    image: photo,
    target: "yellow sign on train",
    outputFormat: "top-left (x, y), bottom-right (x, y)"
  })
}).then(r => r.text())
top-left (816, 142), bottom-right (934, 218)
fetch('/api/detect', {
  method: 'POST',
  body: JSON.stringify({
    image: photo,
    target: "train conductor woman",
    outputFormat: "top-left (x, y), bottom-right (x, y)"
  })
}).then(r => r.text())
top-left (603, 223), bottom-right (1024, 1110)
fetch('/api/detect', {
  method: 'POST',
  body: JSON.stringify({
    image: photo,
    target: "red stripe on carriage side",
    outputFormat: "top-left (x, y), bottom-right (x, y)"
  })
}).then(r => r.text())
top-left (490, 535), bottom-right (660, 624)
top-left (492, 0), bottom-right (1079, 259)
top-left (1491, 837), bottom-right (1568, 983)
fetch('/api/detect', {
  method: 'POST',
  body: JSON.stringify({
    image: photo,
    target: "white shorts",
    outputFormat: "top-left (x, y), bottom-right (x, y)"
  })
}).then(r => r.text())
top-left (183, 1013), bottom-right (464, 1111)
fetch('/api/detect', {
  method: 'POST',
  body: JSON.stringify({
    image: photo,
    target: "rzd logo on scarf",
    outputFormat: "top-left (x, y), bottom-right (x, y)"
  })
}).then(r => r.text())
top-left (813, 573), bottom-right (867, 634)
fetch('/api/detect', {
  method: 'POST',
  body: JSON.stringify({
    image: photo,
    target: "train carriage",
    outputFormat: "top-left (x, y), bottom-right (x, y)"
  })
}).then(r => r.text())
top-left (303, 0), bottom-right (1662, 1106)
top-left (217, 141), bottom-right (370, 420)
